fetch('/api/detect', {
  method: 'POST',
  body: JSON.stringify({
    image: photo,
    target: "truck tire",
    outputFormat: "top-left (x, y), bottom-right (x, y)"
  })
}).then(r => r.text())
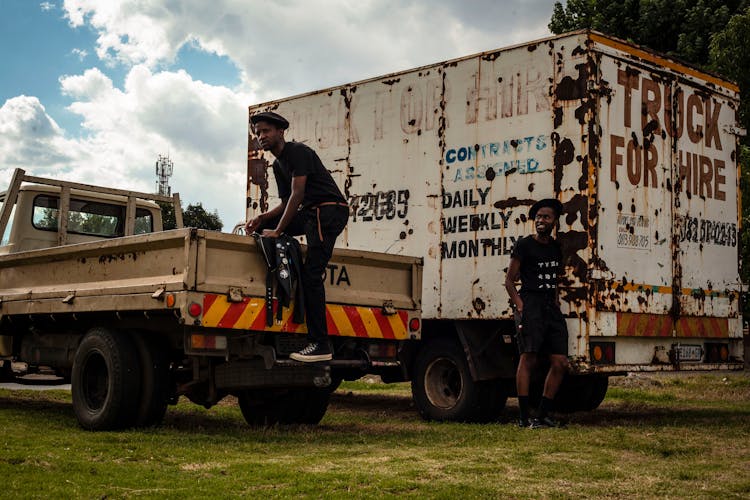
top-left (475, 380), bottom-right (508, 422)
top-left (279, 389), bottom-right (330, 424)
top-left (237, 390), bottom-right (281, 426)
top-left (71, 328), bottom-right (141, 430)
top-left (549, 375), bottom-right (609, 413)
top-left (582, 376), bottom-right (608, 411)
top-left (411, 339), bottom-right (496, 422)
top-left (131, 332), bottom-right (170, 427)
top-left (237, 388), bottom-right (330, 426)
top-left (0, 360), bottom-right (14, 382)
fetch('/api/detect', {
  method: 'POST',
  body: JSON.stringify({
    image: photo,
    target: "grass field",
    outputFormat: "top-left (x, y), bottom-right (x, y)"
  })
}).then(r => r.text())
top-left (1, 372), bottom-right (748, 499)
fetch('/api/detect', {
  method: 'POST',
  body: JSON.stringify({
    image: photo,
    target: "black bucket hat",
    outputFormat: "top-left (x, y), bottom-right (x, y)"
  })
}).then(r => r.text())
top-left (529, 198), bottom-right (563, 219)
top-left (250, 111), bottom-right (289, 130)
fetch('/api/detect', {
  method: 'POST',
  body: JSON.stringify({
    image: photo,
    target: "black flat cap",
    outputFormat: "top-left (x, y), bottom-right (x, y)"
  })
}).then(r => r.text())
top-left (250, 111), bottom-right (289, 129)
top-left (529, 198), bottom-right (563, 219)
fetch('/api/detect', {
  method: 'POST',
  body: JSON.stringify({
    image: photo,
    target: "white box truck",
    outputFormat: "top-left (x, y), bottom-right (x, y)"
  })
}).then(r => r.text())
top-left (247, 30), bottom-right (744, 421)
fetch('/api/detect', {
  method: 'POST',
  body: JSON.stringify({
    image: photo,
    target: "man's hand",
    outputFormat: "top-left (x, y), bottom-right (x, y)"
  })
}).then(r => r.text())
top-left (261, 228), bottom-right (282, 238)
top-left (245, 214), bottom-right (266, 234)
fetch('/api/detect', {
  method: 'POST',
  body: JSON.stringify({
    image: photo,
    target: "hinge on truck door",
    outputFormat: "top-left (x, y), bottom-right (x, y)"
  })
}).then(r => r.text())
top-left (381, 300), bottom-right (396, 316)
top-left (227, 287), bottom-right (243, 303)
top-left (723, 125), bottom-right (747, 137)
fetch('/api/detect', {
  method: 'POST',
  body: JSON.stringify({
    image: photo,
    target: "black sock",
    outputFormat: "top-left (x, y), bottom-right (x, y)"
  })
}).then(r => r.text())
top-left (518, 396), bottom-right (530, 421)
top-left (538, 396), bottom-right (554, 419)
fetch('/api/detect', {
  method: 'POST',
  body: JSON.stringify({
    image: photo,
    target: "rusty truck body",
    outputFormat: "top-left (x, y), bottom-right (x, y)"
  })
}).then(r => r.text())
top-left (0, 169), bottom-right (422, 429)
top-left (247, 30), bottom-right (744, 421)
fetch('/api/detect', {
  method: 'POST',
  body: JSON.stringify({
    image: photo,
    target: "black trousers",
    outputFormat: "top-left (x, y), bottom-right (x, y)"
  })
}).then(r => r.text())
top-left (260, 205), bottom-right (348, 343)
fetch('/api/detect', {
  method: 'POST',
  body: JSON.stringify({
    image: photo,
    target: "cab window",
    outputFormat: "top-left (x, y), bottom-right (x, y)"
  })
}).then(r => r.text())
top-left (32, 195), bottom-right (153, 237)
top-left (0, 197), bottom-right (14, 245)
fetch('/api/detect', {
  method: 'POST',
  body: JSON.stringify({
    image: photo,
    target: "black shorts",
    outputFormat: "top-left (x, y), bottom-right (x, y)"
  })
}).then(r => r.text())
top-left (515, 294), bottom-right (568, 355)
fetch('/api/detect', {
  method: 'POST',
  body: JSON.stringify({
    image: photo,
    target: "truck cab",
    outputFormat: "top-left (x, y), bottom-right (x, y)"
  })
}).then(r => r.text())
top-left (1, 185), bottom-right (163, 254)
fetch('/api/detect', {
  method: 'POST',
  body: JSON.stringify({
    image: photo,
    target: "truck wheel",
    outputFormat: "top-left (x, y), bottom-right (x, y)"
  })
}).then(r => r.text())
top-left (552, 375), bottom-right (609, 413)
top-left (237, 388), bottom-right (330, 426)
top-left (237, 390), bottom-right (283, 426)
top-left (131, 332), bottom-right (170, 427)
top-left (411, 339), bottom-right (488, 422)
top-left (71, 328), bottom-right (141, 430)
top-left (279, 389), bottom-right (330, 424)
top-left (0, 360), bottom-right (14, 382)
top-left (582, 376), bottom-right (608, 411)
top-left (475, 380), bottom-right (508, 422)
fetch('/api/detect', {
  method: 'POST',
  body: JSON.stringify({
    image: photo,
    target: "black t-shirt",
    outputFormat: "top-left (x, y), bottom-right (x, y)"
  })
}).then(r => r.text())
top-left (273, 141), bottom-right (346, 208)
top-left (510, 235), bottom-right (562, 294)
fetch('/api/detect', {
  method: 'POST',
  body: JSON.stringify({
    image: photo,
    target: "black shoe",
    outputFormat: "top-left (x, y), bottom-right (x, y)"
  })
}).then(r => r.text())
top-left (529, 416), bottom-right (565, 429)
top-left (517, 418), bottom-right (531, 428)
top-left (290, 342), bottom-right (332, 362)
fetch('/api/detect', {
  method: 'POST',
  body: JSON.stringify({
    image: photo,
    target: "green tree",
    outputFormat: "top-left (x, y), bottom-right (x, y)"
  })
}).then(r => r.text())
top-left (158, 201), bottom-right (223, 231)
top-left (158, 201), bottom-right (176, 230)
top-left (549, 1), bottom-right (748, 65)
top-left (183, 203), bottom-right (223, 231)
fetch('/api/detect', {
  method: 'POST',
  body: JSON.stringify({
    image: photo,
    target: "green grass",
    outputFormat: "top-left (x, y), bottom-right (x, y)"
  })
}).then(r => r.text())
top-left (1, 372), bottom-right (749, 498)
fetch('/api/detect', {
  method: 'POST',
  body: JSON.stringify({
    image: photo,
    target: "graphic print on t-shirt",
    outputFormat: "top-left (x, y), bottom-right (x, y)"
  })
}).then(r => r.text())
top-left (511, 235), bottom-right (562, 294)
top-left (536, 259), bottom-right (560, 290)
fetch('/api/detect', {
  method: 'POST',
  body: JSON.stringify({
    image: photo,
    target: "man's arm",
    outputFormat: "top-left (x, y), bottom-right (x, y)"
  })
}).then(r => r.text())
top-left (245, 203), bottom-right (284, 234)
top-left (505, 256), bottom-right (524, 313)
top-left (262, 175), bottom-right (307, 237)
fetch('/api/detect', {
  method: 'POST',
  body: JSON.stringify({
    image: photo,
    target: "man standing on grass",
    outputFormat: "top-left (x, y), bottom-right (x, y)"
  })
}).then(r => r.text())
top-left (246, 111), bottom-right (349, 363)
top-left (505, 198), bottom-right (569, 428)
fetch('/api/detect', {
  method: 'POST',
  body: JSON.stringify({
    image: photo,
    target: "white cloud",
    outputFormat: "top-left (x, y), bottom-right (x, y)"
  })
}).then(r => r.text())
top-left (4, 0), bottom-right (557, 226)
top-left (58, 66), bottom-right (251, 223)
top-left (40, 2), bottom-right (55, 12)
top-left (71, 48), bottom-right (89, 61)
top-left (0, 96), bottom-right (78, 169)
top-left (61, 0), bottom-right (557, 99)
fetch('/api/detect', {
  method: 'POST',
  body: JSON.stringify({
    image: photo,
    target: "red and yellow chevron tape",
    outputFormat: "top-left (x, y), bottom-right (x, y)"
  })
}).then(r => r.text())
top-left (200, 293), bottom-right (411, 339)
top-left (616, 312), bottom-right (729, 338)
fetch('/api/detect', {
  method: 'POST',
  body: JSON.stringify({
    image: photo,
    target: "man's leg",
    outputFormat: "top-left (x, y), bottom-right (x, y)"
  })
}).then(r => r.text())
top-left (533, 354), bottom-right (568, 422)
top-left (535, 306), bottom-right (570, 425)
top-left (290, 206), bottom-right (347, 362)
top-left (516, 352), bottom-right (537, 426)
top-left (542, 354), bottom-right (569, 400)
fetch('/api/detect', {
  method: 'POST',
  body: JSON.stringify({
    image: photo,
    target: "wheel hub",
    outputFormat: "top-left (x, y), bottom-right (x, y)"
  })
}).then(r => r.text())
top-left (423, 357), bottom-right (462, 409)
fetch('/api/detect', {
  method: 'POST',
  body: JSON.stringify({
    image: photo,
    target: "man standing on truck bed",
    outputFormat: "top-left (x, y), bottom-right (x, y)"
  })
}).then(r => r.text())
top-left (246, 111), bottom-right (349, 363)
top-left (505, 198), bottom-right (568, 428)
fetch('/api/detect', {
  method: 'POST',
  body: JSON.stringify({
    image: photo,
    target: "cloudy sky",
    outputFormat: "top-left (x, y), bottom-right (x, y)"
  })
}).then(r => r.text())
top-left (0, 0), bottom-right (561, 227)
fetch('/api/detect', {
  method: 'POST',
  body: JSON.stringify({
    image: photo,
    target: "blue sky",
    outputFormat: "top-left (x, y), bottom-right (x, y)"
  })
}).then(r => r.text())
top-left (0, 0), bottom-right (557, 226)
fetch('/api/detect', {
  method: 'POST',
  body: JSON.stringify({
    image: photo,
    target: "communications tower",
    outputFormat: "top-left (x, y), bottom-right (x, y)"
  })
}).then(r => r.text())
top-left (155, 154), bottom-right (173, 196)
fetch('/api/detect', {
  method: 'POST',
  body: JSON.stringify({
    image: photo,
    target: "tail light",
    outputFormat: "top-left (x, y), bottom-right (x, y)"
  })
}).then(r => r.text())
top-left (590, 341), bottom-right (615, 364)
top-left (705, 343), bottom-right (729, 363)
top-left (409, 317), bottom-right (421, 332)
top-left (188, 302), bottom-right (202, 317)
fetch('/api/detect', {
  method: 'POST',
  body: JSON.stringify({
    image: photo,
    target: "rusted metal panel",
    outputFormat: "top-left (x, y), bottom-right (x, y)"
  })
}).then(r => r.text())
top-left (248, 34), bottom-right (591, 322)
top-left (592, 37), bottom-right (743, 364)
top-left (247, 31), bottom-right (743, 368)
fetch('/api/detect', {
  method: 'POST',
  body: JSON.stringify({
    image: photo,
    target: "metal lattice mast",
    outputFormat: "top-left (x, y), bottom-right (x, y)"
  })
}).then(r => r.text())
top-left (155, 154), bottom-right (173, 196)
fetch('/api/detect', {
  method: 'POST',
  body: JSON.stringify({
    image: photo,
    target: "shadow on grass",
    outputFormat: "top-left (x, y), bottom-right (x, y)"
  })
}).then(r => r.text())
top-left (566, 403), bottom-right (750, 428)
top-left (0, 394), bottom-right (70, 413)
top-left (2, 390), bottom-right (747, 436)
top-left (330, 391), bottom-right (415, 414)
